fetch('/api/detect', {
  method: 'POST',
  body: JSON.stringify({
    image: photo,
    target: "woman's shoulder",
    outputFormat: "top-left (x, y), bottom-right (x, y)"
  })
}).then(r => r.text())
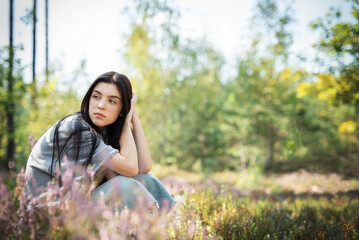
top-left (57, 112), bottom-right (92, 133)
top-left (63, 112), bottom-right (82, 122)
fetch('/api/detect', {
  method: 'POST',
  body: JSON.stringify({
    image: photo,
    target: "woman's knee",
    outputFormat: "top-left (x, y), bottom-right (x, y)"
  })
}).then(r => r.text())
top-left (94, 176), bottom-right (139, 198)
top-left (134, 174), bottom-right (176, 209)
top-left (133, 173), bottom-right (160, 186)
top-left (108, 175), bottom-right (146, 193)
top-left (92, 175), bottom-right (155, 208)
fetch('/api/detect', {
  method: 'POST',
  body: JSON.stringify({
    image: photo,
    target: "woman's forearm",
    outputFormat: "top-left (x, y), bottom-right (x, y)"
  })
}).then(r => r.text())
top-left (105, 123), bottom-right (138, 177)
top-left (131, 109), bottom-right (152, 173)
top-left (120, 123), bottom-right (138, 167)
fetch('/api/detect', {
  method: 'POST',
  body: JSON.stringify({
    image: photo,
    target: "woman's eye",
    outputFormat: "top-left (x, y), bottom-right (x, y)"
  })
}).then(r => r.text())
top-left (92, 95), bottom-right (100, 99)
top-left (109, 99), bottom-right (116, 104)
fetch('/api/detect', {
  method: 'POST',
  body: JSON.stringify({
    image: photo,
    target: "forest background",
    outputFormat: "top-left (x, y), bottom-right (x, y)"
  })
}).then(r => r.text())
top-left (1, 0), bottom-right (358, 177)
top-left (1, 0), bottom-right (359, 238)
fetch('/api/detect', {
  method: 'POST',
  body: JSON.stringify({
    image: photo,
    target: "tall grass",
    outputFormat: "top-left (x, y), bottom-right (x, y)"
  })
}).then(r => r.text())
top-left (1, 164), bottom-right (358, 239)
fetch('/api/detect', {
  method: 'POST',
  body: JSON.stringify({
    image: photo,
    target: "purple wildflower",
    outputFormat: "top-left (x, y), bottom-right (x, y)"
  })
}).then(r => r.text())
top-left (8, 161), bottom-right (15, 169)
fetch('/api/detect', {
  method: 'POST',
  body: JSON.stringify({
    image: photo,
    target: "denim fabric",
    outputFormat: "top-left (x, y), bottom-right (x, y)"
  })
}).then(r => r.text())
top-left (91, 174), bottom-right (176, 211)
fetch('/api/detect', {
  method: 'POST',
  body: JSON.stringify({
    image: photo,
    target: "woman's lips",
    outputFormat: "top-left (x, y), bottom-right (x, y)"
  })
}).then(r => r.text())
top-left (94, 113), bottom-right (105, 118)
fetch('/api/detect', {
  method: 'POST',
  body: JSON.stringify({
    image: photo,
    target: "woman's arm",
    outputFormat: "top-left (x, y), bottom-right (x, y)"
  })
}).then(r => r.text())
top-left (131, 99), bottom-right (152, 173)
top-left (104, 97), bottom-right (139, 177)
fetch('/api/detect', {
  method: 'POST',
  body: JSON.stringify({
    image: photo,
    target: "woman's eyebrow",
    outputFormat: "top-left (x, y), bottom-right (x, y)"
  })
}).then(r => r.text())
top-left (93, 90), bottom-right (121, 100)
top-left (109, 95), bottom-right (121, 100)
top-left (93, 90), bottom-right (102, 95)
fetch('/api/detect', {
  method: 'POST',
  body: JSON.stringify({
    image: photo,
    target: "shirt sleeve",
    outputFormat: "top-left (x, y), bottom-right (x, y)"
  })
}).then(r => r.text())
top-left (90, 140), bottom-right (119, 172)
top-left (26, 113), bottom-right (119, 178)
top-left (60, 114), bottom-right (120, 173)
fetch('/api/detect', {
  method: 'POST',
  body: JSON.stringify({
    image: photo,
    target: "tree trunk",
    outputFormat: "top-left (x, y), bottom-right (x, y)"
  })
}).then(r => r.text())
top-left (45, 0), bottom-right (49, 82)
top-left (265, 125), bottom-right (274, 171)
top-left (238, 141), bottom-right (247, 170)
top-left (31, 0), bottom-right (37, 108)
top-left (6, 0), bottom-right (15, 164)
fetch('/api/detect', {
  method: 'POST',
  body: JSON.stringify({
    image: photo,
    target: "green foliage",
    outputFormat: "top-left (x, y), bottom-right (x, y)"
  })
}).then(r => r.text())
top-left (252, 0), bottom-right (294, 60)
top-left (274, 94), bottom-right (359, 176)
top-left (0, 47), bottom-right (80, 169)
top-left (0, 48), bottom-right (27, 168)
top-left (123, 0), bottom-right (229, 171)
top-left (0, 51), bottom-right (7, 165)
top-left (284, 0), bottom-right (359, 175)
top-left (311, 0), bottom-right (359, 106)
top-left (15, 79), bottom-right (80, 168)
top-left (1, 0), bottom-right (358, 176)
top-left (117, 0), bottom-right (359, 175)
top-left (225, 0), bottom-right (302, 171)
top-left (162, 43), bottom-right (228, 171)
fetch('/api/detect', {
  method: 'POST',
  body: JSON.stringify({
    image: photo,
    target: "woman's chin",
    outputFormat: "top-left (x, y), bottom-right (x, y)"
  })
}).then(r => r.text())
top-left (91, 120), bottom-right (105, 130)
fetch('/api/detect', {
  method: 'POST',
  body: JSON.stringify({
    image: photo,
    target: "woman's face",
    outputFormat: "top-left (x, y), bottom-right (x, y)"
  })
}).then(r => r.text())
top-left (89, 82), bottom-right (122, 130)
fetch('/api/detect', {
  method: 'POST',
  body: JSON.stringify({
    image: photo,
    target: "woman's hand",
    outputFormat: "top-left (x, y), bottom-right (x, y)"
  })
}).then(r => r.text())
top-left (130, 93), bottom-right (138, 125)
top-left (125, 93), bottom-right (137, 126)
top-left (107, 93), bottom-right (140, 177)
top-left (131, 92), bottom-right (138, 106)
top-left (129, 93), bottom-right (152, 173)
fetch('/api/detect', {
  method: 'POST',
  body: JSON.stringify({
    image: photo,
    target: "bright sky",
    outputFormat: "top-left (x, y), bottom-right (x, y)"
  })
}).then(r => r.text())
top-left (0, 0), bottom-right (353, 94)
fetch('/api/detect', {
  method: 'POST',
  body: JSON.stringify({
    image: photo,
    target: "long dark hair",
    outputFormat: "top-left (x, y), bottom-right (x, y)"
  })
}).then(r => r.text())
top-left (81, 71), bottom-right (133, 149)
top-left (50, 72), bottom-right (133, 185)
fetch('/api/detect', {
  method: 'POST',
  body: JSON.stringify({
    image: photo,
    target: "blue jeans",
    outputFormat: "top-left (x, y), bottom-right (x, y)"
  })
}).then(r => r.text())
top-left (91, 174), bottom-right (176, 211)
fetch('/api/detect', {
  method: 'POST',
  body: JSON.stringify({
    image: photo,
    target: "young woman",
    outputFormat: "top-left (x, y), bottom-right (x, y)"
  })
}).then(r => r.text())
top-left (25, 71), bottom-right (175, 210)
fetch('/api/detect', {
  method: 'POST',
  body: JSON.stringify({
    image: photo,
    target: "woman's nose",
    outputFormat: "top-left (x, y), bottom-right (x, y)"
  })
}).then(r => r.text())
top-left (98, 101), bottom-right (105, 110)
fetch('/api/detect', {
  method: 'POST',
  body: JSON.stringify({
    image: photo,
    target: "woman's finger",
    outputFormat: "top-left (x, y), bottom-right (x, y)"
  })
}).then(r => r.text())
top-left (131, 93), bottom-right (138, 104)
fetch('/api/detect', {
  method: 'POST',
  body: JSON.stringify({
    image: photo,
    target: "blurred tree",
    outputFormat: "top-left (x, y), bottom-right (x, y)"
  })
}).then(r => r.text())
top-left (122, 0), bottom-right (228, 171)
top-left (164, 40), bottom-right (227, 171)
top-left (121, 0), bottom-right (359, 174)
top-left (31, 0), bottom-right (37, 109)
top-left (1, 1), bottom-right (27, 169)
top-left (307, 0), bottom-right (359, 133)
top-left (5, 0), bottom-right (15, 166)
top-left (15, 80), bottom-right (80, 167)
top-left (227, 0), bottom-right (302, 171)
top-left (121, 0), bottom-right (170, 164)
top-left (310, 0), bottom-right (359, 105)
top-left (287, 0), bottom-right (359, 176)
top-left (0, 56), bottom-right (5, 168)
top-left (45, 0), bottom-right (49, 83)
